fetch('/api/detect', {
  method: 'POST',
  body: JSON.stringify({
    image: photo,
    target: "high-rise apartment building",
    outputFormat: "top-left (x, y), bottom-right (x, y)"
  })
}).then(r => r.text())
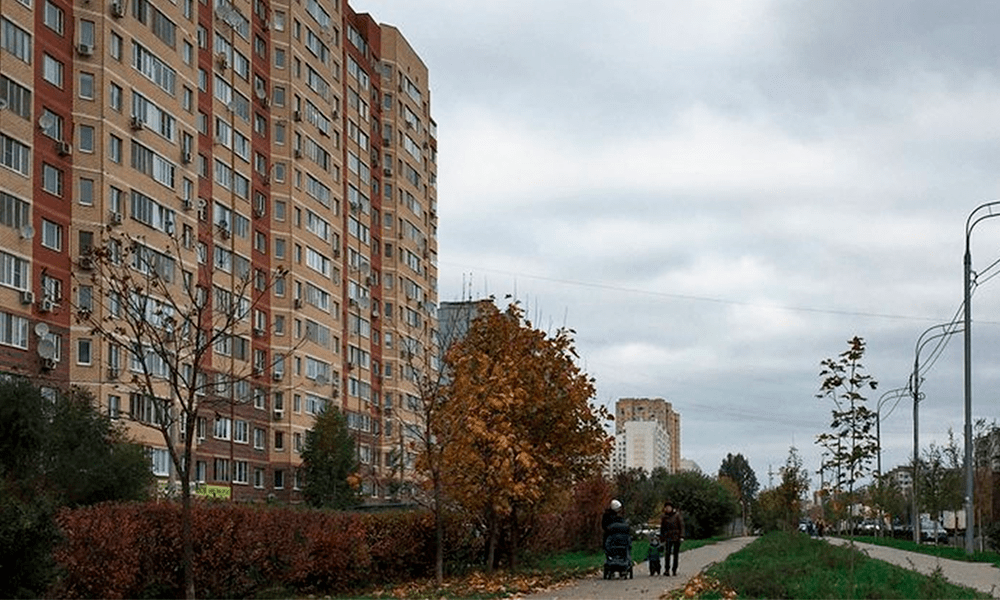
top-left (613, 397), bottom-right (681, 474)
top-left (0, 0), bottom-right (437, 503)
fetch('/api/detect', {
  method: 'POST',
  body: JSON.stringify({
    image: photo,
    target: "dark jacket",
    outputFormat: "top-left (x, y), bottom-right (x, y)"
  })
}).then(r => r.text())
top-left (660, 509), bottom-right (683, 542)
top-left (602, 508), bottom-right (623, 532)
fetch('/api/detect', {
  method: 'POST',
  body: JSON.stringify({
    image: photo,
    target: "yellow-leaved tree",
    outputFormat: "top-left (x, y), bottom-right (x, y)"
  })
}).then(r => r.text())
top-left (436, 302), bottom-right (611, 571)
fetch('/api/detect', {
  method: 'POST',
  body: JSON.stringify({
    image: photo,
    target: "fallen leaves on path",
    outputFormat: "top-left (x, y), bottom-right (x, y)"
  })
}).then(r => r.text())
top-left (367, 567), bottom-right (600, 599)
top-left (662, 573), bottom-right (738, 600)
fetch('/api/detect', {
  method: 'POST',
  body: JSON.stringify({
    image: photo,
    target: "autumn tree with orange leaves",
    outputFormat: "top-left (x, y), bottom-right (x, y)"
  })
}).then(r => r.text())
top-left (436, 302), bottom-right (612, 572)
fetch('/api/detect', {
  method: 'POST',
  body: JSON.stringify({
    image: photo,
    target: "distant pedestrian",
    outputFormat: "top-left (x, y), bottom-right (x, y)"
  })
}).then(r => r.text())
top-left (818, 520), bottom-right (825, 538)
top-left (647, 534), bottom-right (663, 576)
top-left (659, 500), bottom-right (684, 576)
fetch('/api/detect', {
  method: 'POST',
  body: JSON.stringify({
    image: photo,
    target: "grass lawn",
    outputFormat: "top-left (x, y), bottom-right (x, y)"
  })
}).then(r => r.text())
top-left (846, 535), bottom-right (1000, 567)
top-left (699, 531), bottom-right (990, 599)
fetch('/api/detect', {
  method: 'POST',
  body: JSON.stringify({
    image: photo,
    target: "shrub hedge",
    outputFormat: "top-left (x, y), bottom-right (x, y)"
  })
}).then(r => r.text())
top-left (51, 502), bottom-right (484, 599)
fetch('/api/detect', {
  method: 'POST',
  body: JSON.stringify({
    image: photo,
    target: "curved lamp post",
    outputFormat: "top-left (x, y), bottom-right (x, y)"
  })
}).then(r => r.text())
top-left (875, 386), bottom-right (908, 537)
top-left (963, 200), bottom-right (1000, 553)
top-left (911, 322), bottom-right (963, 543)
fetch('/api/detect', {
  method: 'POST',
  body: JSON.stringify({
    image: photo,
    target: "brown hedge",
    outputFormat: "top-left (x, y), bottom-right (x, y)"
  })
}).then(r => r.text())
top-left (51, 501), bottom-right (484, 599)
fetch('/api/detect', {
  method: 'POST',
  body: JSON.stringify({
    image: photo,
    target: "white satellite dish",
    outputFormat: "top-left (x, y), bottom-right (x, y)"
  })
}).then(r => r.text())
top-left (314, 373), bottom-right (328, 386)
top-left (20, 224), bottom-right (34, 240)
top-left (38, 112), bottom-right (55, 132)
top-left (34, 322), bottom-right (50, 337)
top-left (37, 338), bottom-right (56, 360)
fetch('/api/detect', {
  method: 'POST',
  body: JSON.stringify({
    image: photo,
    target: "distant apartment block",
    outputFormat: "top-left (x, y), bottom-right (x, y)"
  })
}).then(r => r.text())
top-left (612, 397), bottom-right (681, 475)
top-left (0, 0), bottom-right (437, 503)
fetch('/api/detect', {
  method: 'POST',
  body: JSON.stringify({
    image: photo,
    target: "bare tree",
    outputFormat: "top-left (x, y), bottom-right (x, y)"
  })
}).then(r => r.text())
top-left (72, 227), bottom-right (294, 599)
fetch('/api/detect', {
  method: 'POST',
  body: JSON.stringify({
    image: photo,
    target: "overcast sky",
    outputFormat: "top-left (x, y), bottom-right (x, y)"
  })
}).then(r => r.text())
top-left (356, 0), bottom-right (1000, 490)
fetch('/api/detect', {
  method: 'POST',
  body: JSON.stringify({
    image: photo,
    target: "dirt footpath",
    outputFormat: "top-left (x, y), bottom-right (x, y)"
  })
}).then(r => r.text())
top-left (517, 537), bottom-right (755, 600)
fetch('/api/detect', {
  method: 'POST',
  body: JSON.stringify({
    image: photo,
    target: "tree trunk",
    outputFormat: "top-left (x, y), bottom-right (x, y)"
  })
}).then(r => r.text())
top-left (486, 511), bottom-right (497, 574)
top-left (509, 506), bottom-right (518, 571)
top-left (182, 478), bottom-right (195, 599)
top-left (434, 475), bottom-right (443, 586)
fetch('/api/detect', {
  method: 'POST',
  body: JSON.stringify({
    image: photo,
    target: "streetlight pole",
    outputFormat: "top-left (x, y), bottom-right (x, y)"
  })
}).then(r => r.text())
top-left (875, 386), bottom-right (907, 537)
top-left (911, 322), bottom-right (962, 544)
top-left (963, 201), bottom-right (1000, 554)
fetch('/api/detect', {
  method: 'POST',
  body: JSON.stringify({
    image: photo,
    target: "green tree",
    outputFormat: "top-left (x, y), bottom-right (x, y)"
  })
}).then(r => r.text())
top-left (301, 406), bottom-right (361, 509)
top-left (718, 453), bottom-right (759, 535)
top-left (0, 379), bottom-right (152, 597)
top-left (772, 446), bottom-right (810, 532)
top-left (438, 302), bottom-right (611, 571)
top-left (816, 336), bottom-right (878, 532)
top-left (918, 439), bottom-right (962, 543)
top-left (613, 468), bottom-right (659, 530)
top-left (657, 470), bottom-right (739, 539)
top-left (866, 475), bottom-right (906, 536)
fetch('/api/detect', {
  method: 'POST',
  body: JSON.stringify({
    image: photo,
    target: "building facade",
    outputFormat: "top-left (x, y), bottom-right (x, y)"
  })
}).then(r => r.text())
top-left (613, 397), bottom-right (681, 475)
top-left (0, 0), bottom-right (437, 503)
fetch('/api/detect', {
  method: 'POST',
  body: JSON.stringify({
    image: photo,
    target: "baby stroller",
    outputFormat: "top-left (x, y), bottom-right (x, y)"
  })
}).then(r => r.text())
top-left (603, 521), bottom-right (633, 579)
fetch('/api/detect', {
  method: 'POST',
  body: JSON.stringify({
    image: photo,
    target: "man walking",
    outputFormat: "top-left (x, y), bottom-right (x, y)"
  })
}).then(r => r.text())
top-left (659, 500), bottom-right (683, 576)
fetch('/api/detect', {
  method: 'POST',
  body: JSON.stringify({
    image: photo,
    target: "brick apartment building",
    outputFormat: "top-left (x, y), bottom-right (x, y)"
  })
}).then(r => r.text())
top-left (0, 0), bottom-right (437, 502)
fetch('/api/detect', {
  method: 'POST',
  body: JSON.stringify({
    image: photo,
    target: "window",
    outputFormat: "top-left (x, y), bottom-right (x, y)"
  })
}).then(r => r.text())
top-left (109, 82), bottom-right (123, 111)
top-left (78, 20), bottom-right (95, 47)
top-left (41, 220), bottom-right (62, 251)
top-left (108, 395), bottom-right (121, 419)
top-left (1, 18), bottom-right (32, 64)
top-left (42, 54), bottom-right (63, 87)
top-left (42, 164), bottom-right (63, 196)
top-left (78, 125), bottom-right (95, 153)
top-left (150, 448), bottom-right (170, 476)
top-left (78, 284), bottom-right (93, 312)
top-left (273, 469), bottom-right (284, 489)
top-left (254, 468), bottom-right (264, 488)
top-left (1, 251), bottom-right (30, 291)
top-left (43, 0), bottom-right (64, 35)
top-left (274, 430), bottom-right (284, 450)
top-left (39, 108), bottom-right (62, 140)
top-left (214, 416), bottom-right (231, 440)
top-left (0, 75), bottom-right (31, 120)
top-left (214, 458), bottom-right (230, 482)
top-left (77, 339), bottom-right (92, 365)
top-left (0, 191), bottom-right (29, 229)
top-left (0, 310), bottom-right (28, 349)
top-left (253, 427), bottom-right (265, 449)
top-left (110, 31), bottom-right (122, 60)
top-left (233, 460), bottom-right (248, 484)
top-left (78, 72), bottom-right (95, 99)
top-left (234, 419), bottom-right (248, 443)
top-left (0, 133), bottom-right (29, 175)
top-left (109, 135), bottom-right (122, 163)
top-left (132, 41), bottom-right (176, 95)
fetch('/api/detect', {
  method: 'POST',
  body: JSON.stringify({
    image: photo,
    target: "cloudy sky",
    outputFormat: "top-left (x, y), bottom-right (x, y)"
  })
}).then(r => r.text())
top-left (356, 0), bottom-right (1000, 489)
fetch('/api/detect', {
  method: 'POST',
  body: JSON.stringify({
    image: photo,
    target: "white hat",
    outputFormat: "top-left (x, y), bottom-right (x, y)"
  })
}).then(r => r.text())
top-left (610, 499), bottom-right (622, 511)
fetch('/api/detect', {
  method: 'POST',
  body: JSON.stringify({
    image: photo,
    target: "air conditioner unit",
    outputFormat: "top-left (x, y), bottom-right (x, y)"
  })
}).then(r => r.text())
top-left (181, 151), bottom-right (192, 164)
top-left (293, 148), bottom-right (302, 158)
top-left (252, 206), bottom-right (264, 218)
top-left (253, 327), bottom-right (264, 338)
top-left (216, 53), bottom-right (228, 70)
top-left (110, 2), bottom-right (125, 18)
top-left (107, 367), bottom-right (119, 380)
top-left (77, 43), bottom-right (94, 57)
top-left (130, 116), bottom-right (144, 130)
top-left (293, 110), bottom-right (302, 122)
top-left (272, 372), bottom-right (283, 381)
top-left (293, 298), bottom-right (303, 309)
top-left (56, 140), bottom-right (72, 156)
top-left (217, 222), bottom-right (230, 239)
top-left (383, 168), bottom-right (392, 177)
top-left (39, 299), bottom-right (55, 313)
top-left (109, 211), bottom-right (123, 226)
top-left (78, 256), bottom-right (94, 270)
top-left (348, 298), bottom-right (358, 308)
top-left (41, 357), bottom-right (57, 370)
top-left (19, 290), bottom-right (34, 305)
top-left (182, 198), bottom-right (193, 211)
top-left (273, 409), bottom-right (283, 421)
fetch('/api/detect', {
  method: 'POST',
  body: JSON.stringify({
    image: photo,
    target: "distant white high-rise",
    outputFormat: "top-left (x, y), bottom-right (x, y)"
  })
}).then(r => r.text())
top-left (612, 397), bottom-right (681, 475)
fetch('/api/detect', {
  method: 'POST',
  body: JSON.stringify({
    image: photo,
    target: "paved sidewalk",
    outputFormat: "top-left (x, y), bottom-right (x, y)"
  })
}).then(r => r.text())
top-left (519, 536), bottom-right (755, 600)
top-left (826, 538), bottom-right (1000, 598)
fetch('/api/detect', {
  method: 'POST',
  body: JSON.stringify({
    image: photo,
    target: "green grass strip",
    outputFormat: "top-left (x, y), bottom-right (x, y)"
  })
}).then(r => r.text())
top-left (705, 532), bottom-right (990, 599)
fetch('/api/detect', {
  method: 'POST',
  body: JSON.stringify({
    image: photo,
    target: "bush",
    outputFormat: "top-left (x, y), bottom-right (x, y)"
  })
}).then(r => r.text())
top-left (51, 501), bottom-right (487, 598)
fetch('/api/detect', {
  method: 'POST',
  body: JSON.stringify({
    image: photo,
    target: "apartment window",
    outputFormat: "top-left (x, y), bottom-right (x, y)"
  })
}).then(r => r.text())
top-left (274, 47), bottom-right (285, 69)
top-left (43, 0), bottom-right (64, 35)
top-left (273, 469), bottom-right (284, 489)
top-left (274, 430), bottom-right (284, 451)
top-left (0, 75), bottom-right (30, 120)
top-left (182, 86), bottom-right (193, 112)
top-left (78, 125), bottom-right (95, 153)
top-left (39, 108), bottom-right (62, 140)
top-left (233, 460), bottom-right (248, 484)
top-left (108, 395), bottom-right (121, 419)
top-left (0, 133), bottom-right (29, 176)
top-left (195, 461), bottom-right (207, 483)
top-left (78, 285), bottom-right (93, 312)
top-left (41, 219), bottom-right (62, 250)
top-left (213, 458), bottom-right (230, 482)
top-left (42, 164), bottom-right (63, 196)
top-left (234, 419), bottom-right (249, 443)
top-left (253, 427), bottom-right (265, 449)
top-left (150, 448), bottom-right (170, 477)
top-left (110, 31), bottom-right (122, 60)
top-left (109, 135), bottom-right (122, 163)
top-left (79, 72), bottom-right (95, 99)
top-left (110, 83), bottom-right (122, 111)
top-left (214, 416), bottom-right (231, 440)
top-left (254, 468), bottom-right (264, 488)
top-left (1, 18), bottom-right (32, 63)
top-left (77, 339), bottom-right (92, 365)
top-left (0, 310), bottom-right (28, 349)
top-left (0, 191), bottom-right (28, 229)
top-left (78, 20), bottom-right (95, 47)
top-left (42, 54), bottom-right (63, 87)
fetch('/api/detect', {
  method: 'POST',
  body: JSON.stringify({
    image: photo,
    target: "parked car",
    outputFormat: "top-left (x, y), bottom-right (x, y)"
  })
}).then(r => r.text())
top-left (920, 518), bottom-right (949, 543)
